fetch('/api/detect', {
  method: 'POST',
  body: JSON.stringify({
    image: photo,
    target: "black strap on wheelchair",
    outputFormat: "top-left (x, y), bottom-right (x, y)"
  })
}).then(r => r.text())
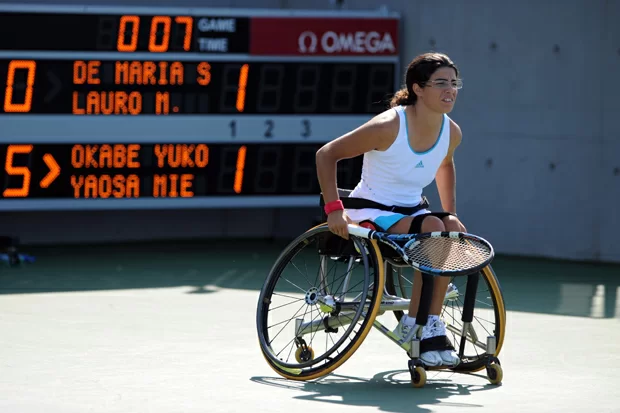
top-left (320, 190), bottom-right (430, 216)
top-left (420, 335), bottom-right (456, 353)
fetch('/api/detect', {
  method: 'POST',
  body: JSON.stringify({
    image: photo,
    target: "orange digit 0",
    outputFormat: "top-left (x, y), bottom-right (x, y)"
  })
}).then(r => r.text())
top-left (4, 60), bottom-right (36, 113)
top-left (149, 16), bottom-right (171, 52)
top-left (3, 144), bottom-right (33, 198)
top-left (118, 15), bottom-right (139, 52)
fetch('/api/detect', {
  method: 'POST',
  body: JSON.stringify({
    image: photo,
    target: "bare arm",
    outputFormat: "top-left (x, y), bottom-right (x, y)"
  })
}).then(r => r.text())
top-left (435, 120), bottom-right (463, 214)
top-left (316, 110), bottom-right (398, 204)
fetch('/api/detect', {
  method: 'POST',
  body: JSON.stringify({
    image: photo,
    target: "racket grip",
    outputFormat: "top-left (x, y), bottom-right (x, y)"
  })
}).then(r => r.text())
top-left (347, 224), bottom-right (372, 239)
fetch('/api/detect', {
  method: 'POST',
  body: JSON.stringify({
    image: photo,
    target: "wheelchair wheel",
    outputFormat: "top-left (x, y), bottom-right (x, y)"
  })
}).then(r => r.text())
top-left (386, 264), bottom-right (506, 373)
top-left (257, 224), bottom-right (385, 381)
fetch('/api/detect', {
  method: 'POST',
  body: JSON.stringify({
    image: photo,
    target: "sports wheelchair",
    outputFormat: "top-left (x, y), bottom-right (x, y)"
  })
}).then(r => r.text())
top-left (256, 190), bottom-right (505, 388)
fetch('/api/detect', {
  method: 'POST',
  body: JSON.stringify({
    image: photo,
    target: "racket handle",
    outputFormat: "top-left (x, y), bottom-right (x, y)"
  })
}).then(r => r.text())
top-left (347, 224), bottom-right (373, 239)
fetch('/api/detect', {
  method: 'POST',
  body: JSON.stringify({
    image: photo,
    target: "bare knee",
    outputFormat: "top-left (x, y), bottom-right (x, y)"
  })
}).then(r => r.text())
top-left (387, 216), bottom-right (414, 234)
top-left (442, 215), bottom-right (466, 232)
top-left (421, 216), bottom-right (445, 232)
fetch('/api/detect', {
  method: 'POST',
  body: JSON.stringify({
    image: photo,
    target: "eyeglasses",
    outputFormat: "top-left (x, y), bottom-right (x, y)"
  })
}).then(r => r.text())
top-left (422, 79), bottom-right (463, 90)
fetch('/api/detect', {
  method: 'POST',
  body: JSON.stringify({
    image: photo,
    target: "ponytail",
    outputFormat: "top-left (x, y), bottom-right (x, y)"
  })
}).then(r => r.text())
top-left (390, 87), bottom-right (417, 108)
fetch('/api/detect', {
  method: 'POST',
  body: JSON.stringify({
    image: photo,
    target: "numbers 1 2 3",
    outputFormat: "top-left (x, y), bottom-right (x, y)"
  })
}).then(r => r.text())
top-left (228, 120), bottom-right (312, 138)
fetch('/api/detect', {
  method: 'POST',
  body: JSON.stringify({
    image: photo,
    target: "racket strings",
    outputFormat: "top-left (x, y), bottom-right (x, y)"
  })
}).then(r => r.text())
top-left (405, 237), bottom-right (492, 272)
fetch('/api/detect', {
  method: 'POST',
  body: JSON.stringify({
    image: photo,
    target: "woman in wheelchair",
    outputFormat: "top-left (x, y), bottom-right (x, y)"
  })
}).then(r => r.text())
top-left (316, 52), bottom-right (466, 367)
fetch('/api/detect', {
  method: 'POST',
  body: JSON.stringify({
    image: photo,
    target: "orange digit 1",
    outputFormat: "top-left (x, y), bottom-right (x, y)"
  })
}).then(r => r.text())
top-left (118, 15), bottom-right (139, 52)
top-left (234, 145), bottom-right (247, 194)
top-left (174, 16), bottom-right (193, 51)
top-left (149, 16), bottom-right (171, 52)
top-left (236, 64), bottom-right (249, 112)
top-left (4, 60), bottom-right (36, 113)
top-left (3, 144), bottom-right (33, 198)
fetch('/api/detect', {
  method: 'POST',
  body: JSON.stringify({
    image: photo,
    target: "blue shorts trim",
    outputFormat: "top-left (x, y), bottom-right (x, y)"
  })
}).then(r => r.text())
top-left (374, 214), bottom-right (408, 231)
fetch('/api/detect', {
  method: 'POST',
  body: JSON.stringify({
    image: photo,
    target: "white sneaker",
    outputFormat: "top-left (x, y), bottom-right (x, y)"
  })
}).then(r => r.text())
top-left (422, 315), bottom-right (460, 366)
top-left (420, 349), bottom-right (442, 366)
top-left (445, 283), bottom-right (459, 302)
top-left (392, 314), bottom-right (415, 341)
top-left (393, 315), bottom-right (442, 367)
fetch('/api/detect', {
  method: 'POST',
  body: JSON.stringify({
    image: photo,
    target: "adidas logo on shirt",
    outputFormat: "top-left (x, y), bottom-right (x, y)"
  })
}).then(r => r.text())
top-left (415, 160), bottom-right (424, 168)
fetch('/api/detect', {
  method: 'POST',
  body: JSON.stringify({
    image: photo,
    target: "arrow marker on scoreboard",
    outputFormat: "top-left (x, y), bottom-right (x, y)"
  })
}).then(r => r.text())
top-left (40, 154), bottom-right (60, 188)
top-left (44, 71), bottom-right (62, 103)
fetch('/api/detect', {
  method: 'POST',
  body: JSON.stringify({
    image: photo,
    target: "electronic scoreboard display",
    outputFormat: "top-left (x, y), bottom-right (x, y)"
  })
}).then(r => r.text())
top-left (0, 59), bottom-right (396, 115)
top-left (0, 4), bottom-right (400, 210)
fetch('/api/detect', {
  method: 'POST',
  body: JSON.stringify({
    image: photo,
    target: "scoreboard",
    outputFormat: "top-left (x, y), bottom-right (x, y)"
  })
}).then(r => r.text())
top-left (0, 4), bottom-right (400, 211)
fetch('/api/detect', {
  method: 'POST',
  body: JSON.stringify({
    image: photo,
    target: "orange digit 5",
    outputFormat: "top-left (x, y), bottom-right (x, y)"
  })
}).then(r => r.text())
top-left (3, 144), bottom-right (33, 197)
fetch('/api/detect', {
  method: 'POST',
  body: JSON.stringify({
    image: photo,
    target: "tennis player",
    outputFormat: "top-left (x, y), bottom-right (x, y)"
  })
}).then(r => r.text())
top-left (316, 52), bottom-right (465, 366)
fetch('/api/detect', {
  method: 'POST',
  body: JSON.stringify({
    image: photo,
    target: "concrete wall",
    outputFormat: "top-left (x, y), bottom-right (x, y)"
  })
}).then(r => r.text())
top-left (1, 0), bottom-right (618, 263)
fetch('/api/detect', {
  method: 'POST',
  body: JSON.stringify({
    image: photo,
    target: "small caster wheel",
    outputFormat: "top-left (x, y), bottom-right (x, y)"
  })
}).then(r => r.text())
top-left (486, 363), bottom-right (503, 385)
top-left (411, 366), bottom-right (427, 388)
top-left (295, 346), bottom-right (314, 363)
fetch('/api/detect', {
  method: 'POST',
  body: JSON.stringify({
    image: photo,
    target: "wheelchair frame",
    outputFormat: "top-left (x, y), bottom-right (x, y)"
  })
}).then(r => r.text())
top-left (256, 194), bottom-right (506, 388)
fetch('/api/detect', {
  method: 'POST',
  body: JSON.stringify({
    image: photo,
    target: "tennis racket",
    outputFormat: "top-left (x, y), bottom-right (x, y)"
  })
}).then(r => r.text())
top-left (347, 224), bottom-right (494, 276)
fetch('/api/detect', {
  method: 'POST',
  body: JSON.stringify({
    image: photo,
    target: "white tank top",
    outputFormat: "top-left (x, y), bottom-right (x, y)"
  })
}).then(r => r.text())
top-left (349, 105), bottom-right (451, 207)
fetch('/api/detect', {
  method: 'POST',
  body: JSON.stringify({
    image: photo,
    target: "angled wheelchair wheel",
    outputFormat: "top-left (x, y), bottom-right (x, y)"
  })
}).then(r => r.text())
top-left (257, 224), bottom-right (385, 381)
top-left (386, 264), bottom-right (506, 373)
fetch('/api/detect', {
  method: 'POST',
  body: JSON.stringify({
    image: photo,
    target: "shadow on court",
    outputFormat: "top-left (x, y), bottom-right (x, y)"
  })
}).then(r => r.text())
top-left (250, 370), bottom-right (497, 413)
top-left (1, 238), bottom-right (619, 319)
top-left (0, 239), bottom-right (276, 294)
top-left (496, 255), bottom-right (620, 319)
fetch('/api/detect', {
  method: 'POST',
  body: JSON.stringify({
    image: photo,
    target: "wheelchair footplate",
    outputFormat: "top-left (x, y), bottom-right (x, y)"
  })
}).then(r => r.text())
top-left (404, 335), bottom-right (503, 388)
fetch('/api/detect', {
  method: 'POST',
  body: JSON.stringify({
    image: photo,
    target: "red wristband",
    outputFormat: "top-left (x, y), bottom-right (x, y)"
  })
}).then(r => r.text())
top-left (324, 200), bottom-right (344, 215)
